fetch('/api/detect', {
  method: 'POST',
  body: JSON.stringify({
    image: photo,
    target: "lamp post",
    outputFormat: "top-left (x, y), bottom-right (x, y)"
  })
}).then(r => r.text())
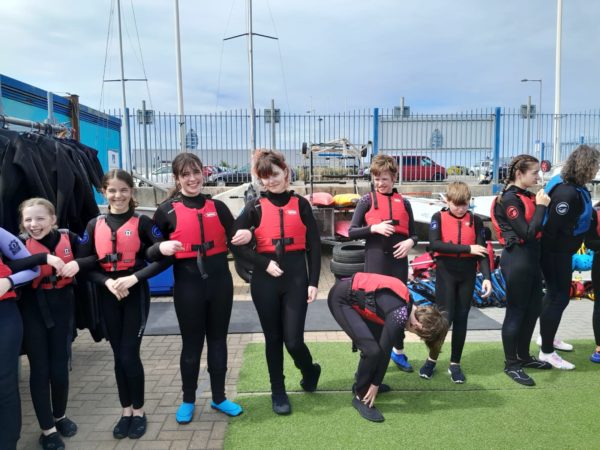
top-left (521, 78), bottom-right (542, 158)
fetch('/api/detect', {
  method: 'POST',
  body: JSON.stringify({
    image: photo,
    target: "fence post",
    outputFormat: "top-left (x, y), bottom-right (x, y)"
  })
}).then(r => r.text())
top-left (492, 107), bottom-right (501, 194)
top-left (372, 107), bottom-right (379, 157)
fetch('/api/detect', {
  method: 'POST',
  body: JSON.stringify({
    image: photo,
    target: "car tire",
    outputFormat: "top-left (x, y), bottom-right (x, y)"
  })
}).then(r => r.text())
top-left (434, 172), bottom-right (444, 181)
top-left (217, 179), bottom-right (226, 187)
top-left (330, 260), bottom-right (364, 277)
top-left (332, 241), bottom-right (365, 264)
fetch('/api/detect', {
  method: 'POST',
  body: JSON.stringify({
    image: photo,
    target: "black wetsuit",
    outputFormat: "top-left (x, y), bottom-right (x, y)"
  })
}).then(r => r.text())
top-left (0, 228), bottom-right (40, 450)
top-left (428, 210), bottom-right (490, 363)
top-left (78, 210), bottom-right (168, 410)
top-left (148, 194), bottom-right (237, 404)
top-left (584, 209), bottom-right (600, 348)
top-left (19, 230), bottom-right (96, 431)
top-left (540, 182), bottom-right (588, 354)
top-left (349, 191), bottom-right (417, 352)
top-left (493, 187), bottom-right (546, 365)
top-left (232, 191), bottom-right (321, 395)
top-left (328, 279), bottom-right (409, 399)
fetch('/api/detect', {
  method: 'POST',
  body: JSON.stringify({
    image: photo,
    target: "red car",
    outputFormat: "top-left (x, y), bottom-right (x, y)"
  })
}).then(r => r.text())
top-left (392, 155), bottom-right (447, 182)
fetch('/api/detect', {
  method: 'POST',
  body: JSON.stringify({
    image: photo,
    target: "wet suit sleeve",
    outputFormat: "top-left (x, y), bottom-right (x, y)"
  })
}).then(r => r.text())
top-left (146, 203), bottom-right (174, 262)
top-left (585, 209), bottom-right (600, 252)
top-left (68, 230), bottom-right (97, 271)
top-left (427, 211), bottom-right (471, 254)
top-left (543, 185), bottom-right (581, 239)
top-left (373, 296), bottom-right (409, 386)
top-left (0, 228), bottom-right (40, 287)
top-left (232, 200), bottom-right (271, 271)
top-left (131, 215), bottom-right (172, 282)
top-left (502, 193), bottom-right (546, 242)
top-left (475, 216), bottom-right (491, 280)
top-left (404, 199), bottom-right (419, 245)
top-left (214, 199), bottom-right (243, 258)
top-left (348, 194), bottom-right (373, 239)
top-left (299, 196), bottom-right (321, 287)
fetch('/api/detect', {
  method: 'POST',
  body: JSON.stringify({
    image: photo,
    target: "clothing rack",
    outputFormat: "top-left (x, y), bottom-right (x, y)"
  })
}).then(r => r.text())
top-left (0, 114), bottom-right (68, 134)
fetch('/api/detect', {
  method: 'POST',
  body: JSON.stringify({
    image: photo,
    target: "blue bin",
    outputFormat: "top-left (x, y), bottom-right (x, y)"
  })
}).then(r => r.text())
top-left (148, 266), bottom-right (174, 295)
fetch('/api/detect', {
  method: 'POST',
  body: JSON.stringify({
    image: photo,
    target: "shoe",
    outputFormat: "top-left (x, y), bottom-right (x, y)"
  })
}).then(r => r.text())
top-left (518, 356), bottom-right (552, 370)
top-left (351, 396), bottom-right (384, 422)
top-left (271, 393), bottom-right (291, 415)
top-left (419, 359), bottom-right (436, 379)
top-left (128, 414), bottom-right (147, 439)
top-left (504, 365), bottom-right (535, 386)
top-left (448, 364), bottom-right (466, 384)
top-left (352, 383), bottom-right (391, 395)
top-left (536, 336), bottom-right (573, 352)
top-left (538, 351), bottom-right (575, 370)
top-left (211, 399), bottom-right (243, 417)
top-left (39, 432), bottom-right (65, 450)
top-left (175, 402), bottom-right (195, 424)
top-left (590, 352), bottom-right (600, 363)
top-left (300, 363), bottom-right (321, 392)
top-left (55, 417), bottom-right (78, 437)
top-left (112, 416), bottom-right (132, 439)
top-left (390, 351), bottom-right (414, 373)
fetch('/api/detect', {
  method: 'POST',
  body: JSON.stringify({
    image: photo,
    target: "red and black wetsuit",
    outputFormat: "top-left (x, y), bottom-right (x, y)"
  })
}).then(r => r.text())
top-left (349, 190), bottom-right (418, 352)
top-left (327, 273), bottom-right (411, 399)
top-left (429, 208), bottom-right (490, 363)
top-left (233, 190), bottom-right (321, 395)
top-left (78, 209), bottom-right (168, 411)
top-left (148, 193), bottom-right (238, 405)
top-left (492, 186), bottom-right (546, 366)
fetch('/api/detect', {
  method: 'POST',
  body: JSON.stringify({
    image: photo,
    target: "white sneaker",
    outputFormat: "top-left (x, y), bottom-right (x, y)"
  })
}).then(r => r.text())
top-left (538, 351), bottom-right (575, 370)
top-left (536, 336), bottom-right (574, 352)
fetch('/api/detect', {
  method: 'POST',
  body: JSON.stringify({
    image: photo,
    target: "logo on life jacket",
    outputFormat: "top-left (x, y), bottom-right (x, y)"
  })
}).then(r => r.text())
top-left (506, 206), bottom-right (519, 220)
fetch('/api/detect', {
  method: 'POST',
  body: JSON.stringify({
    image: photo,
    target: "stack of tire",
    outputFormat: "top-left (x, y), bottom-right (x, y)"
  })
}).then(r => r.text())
top-left (330, 240), bottom-right (366, 279)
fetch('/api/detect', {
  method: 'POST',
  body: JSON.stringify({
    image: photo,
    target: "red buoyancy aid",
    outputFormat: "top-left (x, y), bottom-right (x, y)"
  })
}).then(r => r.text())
top-left (434, 210), bottom-right (477, 258)
top-left (255, 196), bottom-right (307, 253)
top-left (596, 208), bottom-right (600, 237)
top-left (364, 191), bottom-right (410, 236)
top-left (171, 200), bottom-right (228, 259)
top-left (26, 231), bottom-right (74, 289)
top-left (95, 215), bottom-right (141, 272)
top-left (491, 192), bottom-right (541, 246)
top-left (350, 272), bottom-right (411, 325)
top-left (0, 257), bottom-right (16, 300)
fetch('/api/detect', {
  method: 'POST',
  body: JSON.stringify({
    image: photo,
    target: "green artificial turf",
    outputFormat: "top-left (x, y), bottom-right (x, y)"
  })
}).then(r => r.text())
top-left (227, 341), bottom-right (600, 449)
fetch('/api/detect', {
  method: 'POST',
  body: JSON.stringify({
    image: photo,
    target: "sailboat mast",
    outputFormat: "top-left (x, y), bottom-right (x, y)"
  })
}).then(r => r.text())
top-left (247, 0), bottom-right (256, 154)
top-left (174, 0), bottom-right (186, 152)
top-left (116, 0), bottom-right (131, 171)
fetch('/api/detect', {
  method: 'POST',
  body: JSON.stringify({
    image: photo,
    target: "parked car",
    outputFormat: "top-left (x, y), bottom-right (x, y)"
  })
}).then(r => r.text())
top-left (136, 163), bottom-right (223, 187)
top-left (391, 155), bottom-right (446, 182)
top-left (446, 165), bottom-right (470, 176)
top-left (207, 165), bottom-right (298, 186)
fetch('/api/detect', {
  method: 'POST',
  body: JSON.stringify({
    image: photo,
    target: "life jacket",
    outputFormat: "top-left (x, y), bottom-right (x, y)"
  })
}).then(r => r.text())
top-left (364, 191), bottom-right (410, 236)
top-left (490, 191), bottom-right (542, 245)
top-left (544, 175), bottom-right (592, 236)
top-left (434, 210), bottom-right (477, 258)
top-left (0, 257), bottom-right (16, 300)
top-left (26, 230), bottom-right (74, 289)
top-left (254, 194), bottom-right (307, 254)
top-left (595, 208), bottom-right (600, 238)
top-left (95, 214), bottom-right (141, 272)
top-left (349, 272), bottom-right (411, 325)
top-left (171, 200), bottom-right (228, 259)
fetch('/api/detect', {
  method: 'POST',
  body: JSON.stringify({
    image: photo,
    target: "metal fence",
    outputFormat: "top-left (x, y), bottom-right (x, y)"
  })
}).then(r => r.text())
top-left (108, 107), bottom-right (600, 184)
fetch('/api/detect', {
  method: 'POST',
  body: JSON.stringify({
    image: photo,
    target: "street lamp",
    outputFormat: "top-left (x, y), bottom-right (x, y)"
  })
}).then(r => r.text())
top-left (521, 78), bottom-right (542, 158)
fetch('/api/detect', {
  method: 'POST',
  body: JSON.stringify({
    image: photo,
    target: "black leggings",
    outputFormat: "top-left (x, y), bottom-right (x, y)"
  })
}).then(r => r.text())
top-left (500, 245), bottom-right (543, 365)
top-left (21, 288), bottom-right (74, 430)
top-left (173, 259), bottom-right (233, 404)
top-left (592, 258), bottom-right (600, 347)
top-left (0, 299), bottom-right (23, 450)
top-left (539, 251), bottom-right (573, 354)
top-left (364, 247), bottom-right (408, 351)
top-left (434, 259), bottom-right (476, 363)
top-left (100, 282), bottom-right (150, 409)
top-left (251, 252), bottom-right (314, 395)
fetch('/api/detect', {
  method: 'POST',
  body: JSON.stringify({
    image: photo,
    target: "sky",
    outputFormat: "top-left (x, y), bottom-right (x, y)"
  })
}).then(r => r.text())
top-left (2, 0), bottom-right (599, 115)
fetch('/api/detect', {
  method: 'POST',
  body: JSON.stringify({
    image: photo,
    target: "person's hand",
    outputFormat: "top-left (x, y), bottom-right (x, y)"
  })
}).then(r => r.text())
top-left (362, 384), bottom-right (380, 408)
top-left (307, 286), bottom-right (318, 303)
top-left (370, 220), bottom-right (395, 237)
top-left (481, 279), bottom-right (493, 298)
top-left (113, 274), bottom-right (138, 292)
top-left (393, 238), bottom-right (414, 259)
top-left (105, 279), bottom-right (129, 300)
top-left (0, 278), bottom-right (11, 298)
top-left (469, 245), bottom-right (488, 257)
top-left (159, 240), bottom-right (184, 256)
top-left (231, 229), bottom-right (252, 246)
top-left (58, 260), bottom-right (79, 278)
top-left (266, 260), bottom-right (283, 277)
top-left (536, 189), bottom-right (551, 207)
top-left (46, 254), bottom-right (65, 272)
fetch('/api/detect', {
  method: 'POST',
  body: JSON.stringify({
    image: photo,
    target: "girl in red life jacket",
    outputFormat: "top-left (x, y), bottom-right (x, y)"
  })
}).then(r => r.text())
top-left (583, 206), bottom-right (600, 363)
top-left (18, 198), bottom-right (96, 450)
top-left (328, 273), bottom-right (448, 422)
top-left (231, 149), bottom-right (322, 415)
top-left (0, 226), bottom-right (41, 450)
top-left (491, 155), bottom-right (552, 385)
top-left (147, 153), bottom-right (251, 424)
top-left (76, 170), bottom-right (170, 440)
top-left (348, 155), bottom-right (418, 373)
top-left (426, 182), bottom-right (492, 384)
